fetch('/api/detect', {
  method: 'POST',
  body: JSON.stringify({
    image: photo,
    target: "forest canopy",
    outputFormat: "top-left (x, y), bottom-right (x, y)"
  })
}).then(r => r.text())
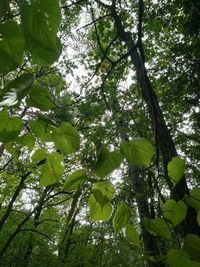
top-left (0, 0), bottom-right (200, 266)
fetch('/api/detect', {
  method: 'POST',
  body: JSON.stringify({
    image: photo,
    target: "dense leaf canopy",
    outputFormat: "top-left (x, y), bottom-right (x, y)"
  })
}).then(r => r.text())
top-left (0, 0), bottom-right (200, 266)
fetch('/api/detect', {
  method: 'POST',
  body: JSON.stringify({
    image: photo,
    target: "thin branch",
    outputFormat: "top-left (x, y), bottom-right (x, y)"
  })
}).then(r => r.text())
top-left (0, 157), bottom-right (14, 172)
top-left (82, 35), bottom-right (118, 89)
top-left (98, 53), bottom-right (129, 111)
top-left (0, 209), bottom-right (35, 259)
top-left (0, 171), bottom-right (31, 232)
top-left (176, 129), bottom-right (200, 144)
top-left (90, 7), bottom-right (113, 64)
top-left (0, 159), bottom-right (46, 232)
top-left (18, 228), bottom-right (54, 242)
top-left (77, 13), bottom-right (111, 31)
top-left (137, 0), bottom-right (145, 62)
top-left (37, 219), bottom-right (59, 225)
top-left (45, 191), bottom-right (73, 203)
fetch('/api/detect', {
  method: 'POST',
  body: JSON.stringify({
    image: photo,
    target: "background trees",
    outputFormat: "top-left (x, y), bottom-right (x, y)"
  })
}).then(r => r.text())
top-left (0, 0), bottom-right (200, 266)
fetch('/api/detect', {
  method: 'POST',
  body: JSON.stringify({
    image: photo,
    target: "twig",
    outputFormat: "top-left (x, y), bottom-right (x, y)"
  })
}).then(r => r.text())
top-left (77, 13), bottom-right (111, 31)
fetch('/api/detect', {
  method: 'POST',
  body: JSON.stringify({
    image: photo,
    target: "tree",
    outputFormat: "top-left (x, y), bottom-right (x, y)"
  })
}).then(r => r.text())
top-left (0, 0), bottom-right (200, 266)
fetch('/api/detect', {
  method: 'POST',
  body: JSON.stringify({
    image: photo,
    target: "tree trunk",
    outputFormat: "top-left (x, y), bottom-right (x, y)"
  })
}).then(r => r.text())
top-left (129, 165), bottom-right (165, 267)
top-left (58, 189), bottom-right (81, 265)
top-left (109, 4), bottom-right (200, 236)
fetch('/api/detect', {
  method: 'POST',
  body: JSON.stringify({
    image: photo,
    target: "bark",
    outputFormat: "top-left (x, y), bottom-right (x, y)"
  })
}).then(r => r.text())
top-left (58, 189), bottom-right (81, 265)
top-left (0, 188), bottom-right (47, 261)
top-left (116, 110), bottom-right (163, 264)
top-left (0, 159), bottom-right (46, 232)
top-left (0, 171), bottom-right (31, 232)
top-left (109, 2), bottom-right (200, 237)
top-left (129, 166), bottom-right (165, 267)
top-left (23, 189), bottom-right (48, 267)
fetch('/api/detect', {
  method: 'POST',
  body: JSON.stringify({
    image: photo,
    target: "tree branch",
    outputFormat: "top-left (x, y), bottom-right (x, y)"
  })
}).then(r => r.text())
top-left (18, 228), bottom-right (54, 242)
top-left (137, 0), bottom-right (145, 62)
top-left (77, 13), bottom-right (111, 31)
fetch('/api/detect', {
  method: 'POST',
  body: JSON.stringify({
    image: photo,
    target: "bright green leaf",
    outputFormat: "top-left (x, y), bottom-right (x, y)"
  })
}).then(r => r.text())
top-left (126, 224), bottom-right (140, 247)
top-left (0, 21), bottom-right (25, 74)
top-left (167, 156), bottom-right (185, 185)
top-left (143, 218), bottom-right (172, 240)
top-left (113, 203), bottom-right (130, 234)
top-left (32, 148), bottom-right (47, 163)
top-left (166, 249), bottom-right (200, 267)
top-left (29, 117), bottom-right (55, 141)
top-left (183, 234), bottom-right (200, 262)
top-left (88, 194), bottom-right (113, 222)
top-left (26, 84), bottom-right (54, 111)
top-left (93, 146), bottom-right (123, 178)
top-left (162, 200), bottom-right (187, 227)
top-left (17, 133), bottom-right (35, 152)
top-left (120, 138), bottom-right (154, 168)
top-left (53, 123), bottom-right (80, 155)
top-left (64, 170), bottom-right (87, 192)
top-left (21, 0), bottom-right (61, 65)
top-left (185, 188), bottom-right (200, 211)
top-left (0, 111), bottom-right (23, 143)
top-left (5, 133), bottom-right (35, 156)
top-left (92, 181), bottom-right (115, 207)
top-left (40, 152), bottom-right (64, 187)
top-left (0, 73), bottom-right (34, 107)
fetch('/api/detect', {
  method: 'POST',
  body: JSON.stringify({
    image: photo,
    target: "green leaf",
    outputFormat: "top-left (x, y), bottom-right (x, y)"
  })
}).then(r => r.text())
top-left (197, 211), bottom-right (200, 226)
top-left (143, 218), bottom-right (172, 240)
top-left (0, 21), bottom-right (25, 74)
top-left (32, 148), bottom-right (47, 163)
top-left (4, 143), bottom-right (20, 157)
top-left (126, 224), bottom-right (140, 247)
top-left (93, 146), bottom-right (122, 178)
top-left (0, 111), bottom-right (23, 142)
top-left (0, 73), bottom-right (34, 107)
top-left (26, 84), bottom-right (54, 111)
top-left (17, 133), bottom-right (35, 152)
top-left (53, 123), bottom-right (80, 155)
top-left (166, 249), bottom-right (200, 267)
top-left (167, 156), bottom-right (185, 185)
top-left (40, 152), bottom-right (64, 187)
top-left (162, 200), bottom-right (187, 227)
top-left (183, 234), bottom-right (200, 262)
top-left (113, 203), bottom-right (130, 234)
top-left (185, 188), bottom-right (200, 211)
top-left (120, 138), bottom-right (154, 168)
top-left (21, 0), bottom-right (61, 65)
top-left (29, 117), bottom-right (55, 141)
top-left (64, 170), bottom-right (87, 192)
top-left (0, 0), bottom-right (9, 18)
top-left (92, 181), bottom-right (115, 207)
top-left (88, 194), bottom-right (113, 222)
top-left (3, 132), bottom-right (35, 156)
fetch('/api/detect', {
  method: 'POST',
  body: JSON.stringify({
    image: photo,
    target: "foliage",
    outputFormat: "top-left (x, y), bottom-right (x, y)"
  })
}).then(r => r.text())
top-left (0, 0), bottom-right (199, 266)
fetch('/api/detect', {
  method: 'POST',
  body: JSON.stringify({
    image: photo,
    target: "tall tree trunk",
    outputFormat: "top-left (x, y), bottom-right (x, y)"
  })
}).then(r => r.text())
top-left (99, 0), bottom-right (200, 236)
top-left (116, 107), bottom-right (164, 265)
